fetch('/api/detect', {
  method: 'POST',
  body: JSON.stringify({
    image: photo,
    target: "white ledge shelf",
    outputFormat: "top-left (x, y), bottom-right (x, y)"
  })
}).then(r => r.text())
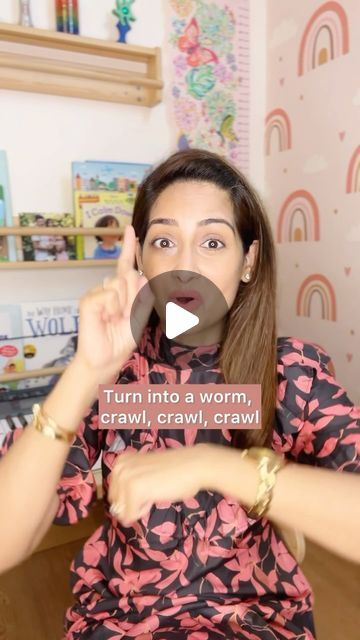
top-left (0, 23), bottom-right (162, 106)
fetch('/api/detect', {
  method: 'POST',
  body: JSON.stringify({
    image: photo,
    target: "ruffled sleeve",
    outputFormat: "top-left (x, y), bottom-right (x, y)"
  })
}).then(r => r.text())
top-left (54, 399), bottom-right (103, 525)
top-left (0, 399), bottom-right (103, 525)
top-left (274, 337), bottom-right (360, 472)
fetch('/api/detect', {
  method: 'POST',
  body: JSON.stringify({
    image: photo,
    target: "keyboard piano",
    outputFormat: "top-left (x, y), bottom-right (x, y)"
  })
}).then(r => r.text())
top-left (0, 384), bottom-right (51, 447)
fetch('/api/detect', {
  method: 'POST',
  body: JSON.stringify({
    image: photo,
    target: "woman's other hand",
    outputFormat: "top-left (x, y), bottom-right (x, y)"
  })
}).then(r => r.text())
top-left (107, 444), bottom-right (210, 526)
top-left (75, 225), bottom-right (154, 376)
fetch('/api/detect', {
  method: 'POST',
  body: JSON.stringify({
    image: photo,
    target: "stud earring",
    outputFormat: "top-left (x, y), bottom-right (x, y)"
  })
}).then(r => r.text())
top-left (138, 270), bottom-right (143, 276)
top-left (245, 272), bottom-right (251, 281)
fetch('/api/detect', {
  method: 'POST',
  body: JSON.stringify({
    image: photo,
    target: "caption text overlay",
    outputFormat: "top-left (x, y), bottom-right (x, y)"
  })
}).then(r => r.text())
top-left (98, 384), bottom-right (261, 429)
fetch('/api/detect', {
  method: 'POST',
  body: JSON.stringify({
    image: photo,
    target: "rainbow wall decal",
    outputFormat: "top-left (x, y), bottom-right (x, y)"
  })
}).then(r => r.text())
top-left (277, 190), bottom-right (320, 243)
top-left (265, 109), bottom-right (292, 155)
top-left (296, 274), bottom-right (337, 321)
top-left (346, 146), bottom-right (360, 193)
top-left (298, 1), bottom-right (349, 76)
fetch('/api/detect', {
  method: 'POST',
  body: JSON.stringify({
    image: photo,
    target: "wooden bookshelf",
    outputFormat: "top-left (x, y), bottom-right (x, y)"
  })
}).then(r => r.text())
top-left (0, 226), bottom-right (124, 236)
top-left (0, 225), bottom-right (120, 269)
top-left (0, 227), bottom-right (115, 381)
top-left (0, 366), bottom-right (65, 383)
top-left (0, 23), bottom-right (162, 106)
top-left (0, 259), bottom-right (117, 270)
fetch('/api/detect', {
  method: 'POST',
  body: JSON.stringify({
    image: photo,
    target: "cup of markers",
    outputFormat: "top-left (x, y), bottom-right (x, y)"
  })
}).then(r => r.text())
top-left (55, 0), bottom-right (79, 35)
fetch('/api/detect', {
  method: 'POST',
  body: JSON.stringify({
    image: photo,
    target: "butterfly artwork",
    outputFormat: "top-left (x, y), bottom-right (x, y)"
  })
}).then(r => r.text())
top-left (217, 114), bottom-right (238, 146)
top-left (178, 17), bottom-right (218, 67)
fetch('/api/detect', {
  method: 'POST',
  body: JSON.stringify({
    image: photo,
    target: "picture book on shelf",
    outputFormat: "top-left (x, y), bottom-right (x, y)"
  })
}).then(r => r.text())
top-left (20, 299), bottom-right (79, 388)
top-left (72, 161), bottom-right (151, 259)
top-left (0, 304), bottom-right (25, 392)
top-left (74, 191), bottom-right (133, 260)
top-left (0, 150), bottom-right (16, 262)
top-left (72, 161), bottom-right (152, 193)
top-left (18, 212), bottom-right (76, 262)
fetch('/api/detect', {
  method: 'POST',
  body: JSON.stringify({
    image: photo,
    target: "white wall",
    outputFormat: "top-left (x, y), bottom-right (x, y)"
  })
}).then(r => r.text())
top-left (0, 0), bottom-right (265, 305)
top-left (0, 0), bottom-right (174, 304)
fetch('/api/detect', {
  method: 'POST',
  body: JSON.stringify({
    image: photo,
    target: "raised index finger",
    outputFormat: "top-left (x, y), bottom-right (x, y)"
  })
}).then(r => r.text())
top-left (117, 224), bottom-right (136, 277)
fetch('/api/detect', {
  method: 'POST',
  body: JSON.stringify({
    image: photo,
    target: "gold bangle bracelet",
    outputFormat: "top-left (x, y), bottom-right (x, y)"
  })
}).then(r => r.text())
top-left (31, 403), bottom-right (76, 445)
top-left (240, 447), bottom-right (286, 519)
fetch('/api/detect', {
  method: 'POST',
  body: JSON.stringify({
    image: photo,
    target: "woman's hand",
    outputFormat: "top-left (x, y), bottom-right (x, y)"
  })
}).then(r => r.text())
top-left (75, 224), bottom-right (154, 376)
top-left (108, 444), bottom-right (210, 525)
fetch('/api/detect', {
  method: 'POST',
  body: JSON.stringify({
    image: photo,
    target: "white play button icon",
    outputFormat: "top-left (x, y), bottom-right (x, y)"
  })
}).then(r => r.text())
top-left (129, 271), bottom-right (229, 351)
top-left (165, 302), bottom-right (199, 340)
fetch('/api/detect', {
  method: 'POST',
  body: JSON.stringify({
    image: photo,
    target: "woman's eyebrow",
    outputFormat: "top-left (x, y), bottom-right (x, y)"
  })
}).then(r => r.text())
top-left (147, 218), bottom-right (178, 228)
top-left (198, 218), bottom-right (235, 234)
top-left (147, 217), bottom-right (235, 234)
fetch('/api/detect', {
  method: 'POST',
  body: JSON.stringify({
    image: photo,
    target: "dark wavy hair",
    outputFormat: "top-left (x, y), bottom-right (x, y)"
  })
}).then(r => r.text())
top-left (132, 149), bottom-right (277, 450)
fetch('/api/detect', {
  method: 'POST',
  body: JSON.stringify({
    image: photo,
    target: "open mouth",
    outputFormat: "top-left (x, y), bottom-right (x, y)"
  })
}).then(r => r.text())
top-left (168, 290), bottom-right (203, 311)
top-left (176, 296), bottom-right (193, 304)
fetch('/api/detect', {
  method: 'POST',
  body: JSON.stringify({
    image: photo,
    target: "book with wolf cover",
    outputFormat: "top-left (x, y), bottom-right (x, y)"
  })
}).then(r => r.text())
top-left (72, 161), bottom-right (151, 259)
top-left (18, 212), bottom-right (76, 261)
top-left (20, 299), bottom-right (79, 388)
top-left (0, 151), bottom-right (16, 262)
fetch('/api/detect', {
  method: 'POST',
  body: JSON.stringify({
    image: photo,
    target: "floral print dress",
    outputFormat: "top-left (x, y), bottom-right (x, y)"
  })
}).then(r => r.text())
top-left (2, 322), bottom-right (360, 640)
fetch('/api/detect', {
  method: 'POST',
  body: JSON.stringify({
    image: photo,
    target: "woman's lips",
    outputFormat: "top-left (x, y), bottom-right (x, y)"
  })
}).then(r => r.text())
top-left (168, 290), bottom-right (203, 312)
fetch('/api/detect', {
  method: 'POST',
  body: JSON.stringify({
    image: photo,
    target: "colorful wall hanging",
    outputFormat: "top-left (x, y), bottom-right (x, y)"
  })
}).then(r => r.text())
top-left (166, 0), bottom-right (250, 174)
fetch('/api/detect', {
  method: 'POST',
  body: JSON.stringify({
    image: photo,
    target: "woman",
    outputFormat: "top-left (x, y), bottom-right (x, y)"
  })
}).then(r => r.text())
top-left (1, 149), bottom-right (359, 640)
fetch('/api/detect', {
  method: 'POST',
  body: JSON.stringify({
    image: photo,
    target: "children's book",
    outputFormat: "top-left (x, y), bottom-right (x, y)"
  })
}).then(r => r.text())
top-left (74, 191), bottom-right (134, 260)
top-left (20, 299), bottom-right (79, 388)
top-left (72, 161), bottom-right (151, 259)
top-left (72, 161), bottom-right (152, 193)
top-left (0, 305), bottom-right (25, 392)
top-left (18, 212), bottom-right (76, 261)
top-left (0, 151), bottom-right (16, 262)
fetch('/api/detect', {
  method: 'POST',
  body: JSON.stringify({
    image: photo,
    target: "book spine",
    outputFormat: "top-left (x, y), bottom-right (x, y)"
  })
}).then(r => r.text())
top-left (0, 151), bottom-right (16, 261)
top-left (0, 191), bottom-right (7, 262)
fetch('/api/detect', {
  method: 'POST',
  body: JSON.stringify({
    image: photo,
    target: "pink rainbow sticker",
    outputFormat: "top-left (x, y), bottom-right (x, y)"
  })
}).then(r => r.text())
top-left (296, 274), bottom-right (337, 321)
top-left (277, 190), bottom-right (320, 242)
top-left (265, 108), bottom-right (292, 155)
top-left (346, 146), bottom-right (360, 193)
top-left (298, 1), bottom-right (349, 76)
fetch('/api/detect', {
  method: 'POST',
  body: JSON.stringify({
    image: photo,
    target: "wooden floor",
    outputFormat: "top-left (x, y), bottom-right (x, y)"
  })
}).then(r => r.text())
top-left (0, 521), bottom-right (358, 640)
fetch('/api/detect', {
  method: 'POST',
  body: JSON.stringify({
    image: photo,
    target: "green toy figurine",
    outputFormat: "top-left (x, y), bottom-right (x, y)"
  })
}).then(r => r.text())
top-left (113, 0), bottom-right (136, 44)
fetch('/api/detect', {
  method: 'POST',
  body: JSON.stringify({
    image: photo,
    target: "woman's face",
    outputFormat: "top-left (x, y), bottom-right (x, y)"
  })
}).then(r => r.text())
top-left (136, 180), bottom-right (257, 343)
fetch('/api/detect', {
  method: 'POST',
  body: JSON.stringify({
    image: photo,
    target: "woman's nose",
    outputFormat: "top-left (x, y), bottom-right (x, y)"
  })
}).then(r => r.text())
top-left (173, 247), bottom-right (197, 274)
top-left (175, 269), bottom-right (199, 283)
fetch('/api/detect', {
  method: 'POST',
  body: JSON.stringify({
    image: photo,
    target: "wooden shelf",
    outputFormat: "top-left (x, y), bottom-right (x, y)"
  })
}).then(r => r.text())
top-left (0, 226), bottom-right (120, 269)
top-left (0, 258), bottom-right (117, 270)
top-left (0, 226), bottom-right (124, 236)
top-left (0, 23), bottom-right (162, 106)
top-left (0, 366), bottom-right (65, 383)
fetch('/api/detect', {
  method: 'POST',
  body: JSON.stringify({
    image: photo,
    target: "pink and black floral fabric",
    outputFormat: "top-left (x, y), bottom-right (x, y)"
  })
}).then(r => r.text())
top-left (2, 322), bottom-right (359, 639)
